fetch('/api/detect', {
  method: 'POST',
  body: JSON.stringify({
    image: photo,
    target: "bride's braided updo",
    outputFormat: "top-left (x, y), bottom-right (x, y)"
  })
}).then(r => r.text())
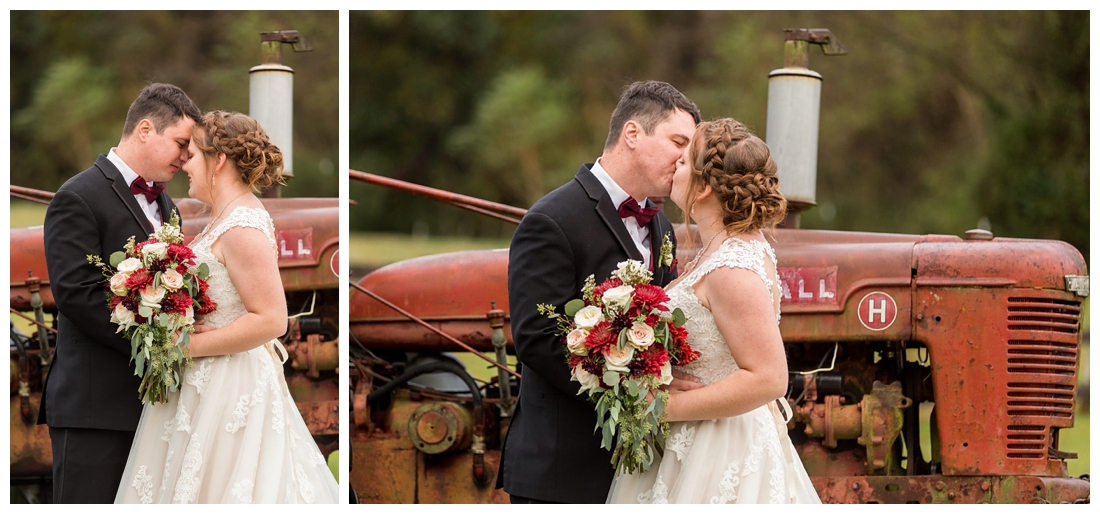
top-left (684, 118), bottom-right (787, 233)
top-left (194, 110), bottom-right (286, 191)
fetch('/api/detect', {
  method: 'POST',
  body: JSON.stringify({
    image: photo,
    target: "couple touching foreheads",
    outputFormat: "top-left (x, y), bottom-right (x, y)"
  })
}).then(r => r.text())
top-left (40, 83), bottom-right (338, 503)
top-left (499, 80), bottom-right (821, 504)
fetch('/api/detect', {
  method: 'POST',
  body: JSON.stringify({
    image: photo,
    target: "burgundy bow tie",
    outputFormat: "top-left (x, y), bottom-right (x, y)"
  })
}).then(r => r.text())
top-left (617, 198), bottom-right (660, 226)
top-left (130, 178), bottom-right (165, 203)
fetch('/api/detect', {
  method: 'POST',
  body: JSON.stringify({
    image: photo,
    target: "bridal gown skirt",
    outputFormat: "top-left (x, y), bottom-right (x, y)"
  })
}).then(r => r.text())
top-left (607, 403), bottom-right (820, 504)
top-left (115, 343), bottom-right (338, 503)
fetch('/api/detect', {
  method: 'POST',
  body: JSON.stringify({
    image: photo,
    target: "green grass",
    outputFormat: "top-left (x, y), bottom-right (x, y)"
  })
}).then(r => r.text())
top-left (10, 201), bottom-right (48, 228)
top-left (1063, 410), bottom-right (1089, 477)
top-left (348, 231), bottom-right (511, 271)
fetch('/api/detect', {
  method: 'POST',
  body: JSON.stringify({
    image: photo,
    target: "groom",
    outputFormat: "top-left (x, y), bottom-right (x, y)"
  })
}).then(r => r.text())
top-left (39, 83), bottom-right (201, 503)
top-left (499, 81), bottom-right (701, 503)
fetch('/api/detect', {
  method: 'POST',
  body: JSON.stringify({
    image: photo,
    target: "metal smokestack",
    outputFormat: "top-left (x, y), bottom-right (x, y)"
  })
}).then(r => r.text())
top-left (765, 28), bottom-right (845, 227)
top-left (249, 30), bottom-right (313, 197)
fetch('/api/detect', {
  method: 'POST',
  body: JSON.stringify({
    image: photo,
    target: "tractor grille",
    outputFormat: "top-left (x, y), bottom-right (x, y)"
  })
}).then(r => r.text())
top-left (1006, 297), bottom-right (1081, 334)
top-left (1003, 297), bottom-right (1080, 459)
top-left (1005, 425), bottom-right (1048, 459)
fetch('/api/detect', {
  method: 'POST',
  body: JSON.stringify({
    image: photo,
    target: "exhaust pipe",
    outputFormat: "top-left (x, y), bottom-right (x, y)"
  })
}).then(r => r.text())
top-left (250, 30), bottom-right (313, 197)
top-left (766, 28), bottom-right (846, 228)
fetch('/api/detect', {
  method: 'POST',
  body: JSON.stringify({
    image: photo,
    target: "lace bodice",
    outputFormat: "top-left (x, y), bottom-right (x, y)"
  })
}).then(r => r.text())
top-left (189, 206), bottom-right (278, 329)
top-left (669, 237), bottom-right (780, 385)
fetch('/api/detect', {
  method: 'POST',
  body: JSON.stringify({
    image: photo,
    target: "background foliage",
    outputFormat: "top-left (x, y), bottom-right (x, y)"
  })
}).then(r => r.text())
top-left (10, 10), bottom-right (339, 199)
top-left (349, 11), bottom-right (1088, 261)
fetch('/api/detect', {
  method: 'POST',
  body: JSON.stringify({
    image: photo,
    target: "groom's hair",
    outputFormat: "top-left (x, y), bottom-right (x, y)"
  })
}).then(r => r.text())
top-left (121, 83), bottom-right (202, 139)
top-left (604, 81), bottom-right (701, 151)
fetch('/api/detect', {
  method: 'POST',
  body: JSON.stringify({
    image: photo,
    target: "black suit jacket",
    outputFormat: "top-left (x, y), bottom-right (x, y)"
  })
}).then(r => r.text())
top-left (38, 154), bottom-right (177, 431)
top-left (498, 164), bottom-right (678, 503)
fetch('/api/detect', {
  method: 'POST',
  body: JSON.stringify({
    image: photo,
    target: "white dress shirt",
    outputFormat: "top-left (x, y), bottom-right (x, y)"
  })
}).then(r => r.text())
top-left (108, 148), bottom-right (162, 227)
top-left (589, 159), bottom-right (652, 268)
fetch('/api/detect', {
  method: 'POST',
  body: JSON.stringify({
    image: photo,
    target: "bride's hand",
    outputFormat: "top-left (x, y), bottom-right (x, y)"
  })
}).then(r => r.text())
top-left (191, 320), bottom-right (215, 334)
top-left (667, 370), bottom-right (703, 394)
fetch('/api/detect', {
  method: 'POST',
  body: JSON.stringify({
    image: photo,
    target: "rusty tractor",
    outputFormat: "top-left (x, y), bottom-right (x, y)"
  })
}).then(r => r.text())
top-left (9, 188), bottom-right (340, 502)
top-left (347, 28), bottom-right (1088, 504)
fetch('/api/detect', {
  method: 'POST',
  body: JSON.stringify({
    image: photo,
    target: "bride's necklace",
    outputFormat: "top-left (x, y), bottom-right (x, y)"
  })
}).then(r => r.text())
top-left (194, 190), bottom-right (251, 242)
top-left (684, 230), bottom-right (726, 273)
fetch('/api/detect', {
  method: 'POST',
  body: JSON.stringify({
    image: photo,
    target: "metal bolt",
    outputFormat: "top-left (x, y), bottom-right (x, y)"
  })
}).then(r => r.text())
top-left (948, 492), bottom-right (956, 500)
top-left (851, 482), bottom-right (860, 491)
top-left (981, 481), bottom-right (990, 491)
top-left (935, 482), bottom-right (945, 491)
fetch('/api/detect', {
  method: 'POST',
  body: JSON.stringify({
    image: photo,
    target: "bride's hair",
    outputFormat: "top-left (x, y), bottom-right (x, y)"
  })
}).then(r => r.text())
top-left (193, 111), bottom-right (286, 192)
top-left (683, 118), bottom-right (787, 234)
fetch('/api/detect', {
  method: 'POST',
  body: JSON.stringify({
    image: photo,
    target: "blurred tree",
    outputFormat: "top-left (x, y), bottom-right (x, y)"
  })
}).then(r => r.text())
top-left (9, 10), bottom-right (338, 199)
top-left (351, 11), bottom-right (1086, 259)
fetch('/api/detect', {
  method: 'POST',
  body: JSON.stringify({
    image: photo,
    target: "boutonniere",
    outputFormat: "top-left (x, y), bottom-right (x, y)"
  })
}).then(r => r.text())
top-left (657, 232), bottom-right (675, 269)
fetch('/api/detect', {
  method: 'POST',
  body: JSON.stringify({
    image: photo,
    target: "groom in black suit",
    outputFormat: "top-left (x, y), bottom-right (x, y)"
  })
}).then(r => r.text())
top-left (39, 83), bottom-right (201, 503)
top-left (499, 81), bottom-right (702, 503)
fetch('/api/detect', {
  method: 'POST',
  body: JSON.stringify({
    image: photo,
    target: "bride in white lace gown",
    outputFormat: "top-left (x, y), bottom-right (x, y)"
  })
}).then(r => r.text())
top-left (115, 111), bottom-right (338, 503)
top-left (607, 118), bottom-right (820, 504)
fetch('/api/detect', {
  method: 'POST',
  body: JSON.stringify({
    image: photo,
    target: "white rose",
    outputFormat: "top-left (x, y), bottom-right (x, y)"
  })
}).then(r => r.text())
top-left (659, 361), bottom-right (673, 386)
top-left (143, 241), bottom-right (168, 260)
top-left (112, 303), bottom-right (135, 327)
top-left (603, 343), bottom-right (635, 372)
top-left (602, 285), bottom-right (634, 312)
top-left (182, 306), bottom-right (195, 326)
top-left (573, 366), bottom-right (601, 394)
top-left (566, 328), bottom-right (589, 355)
top-left (627, 321), bottom-right (655, 349)
top-left (117, 257), bottom-right (142, 273)
top-left (574, 305), bottom-right (604, 329)
top-left (109, 272), bottom-right (130, 296)
top-left (161, 269), bottom-right (184, 290)
top-left (139, 285), bottom-right (166, 308)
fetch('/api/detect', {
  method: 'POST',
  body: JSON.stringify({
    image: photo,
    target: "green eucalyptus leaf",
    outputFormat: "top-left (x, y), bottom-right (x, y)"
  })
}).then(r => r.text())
top-left (196, 262), bottom-right (210, 280)
top-left (110, 251), bottom-right (126, 268)
top-left (603, 371), bottom-right (620, 387)
top-left (138, 305), bottom-right (153, 318)
top-left (672, 307), bottom-right (686, 327)
top-left (564, 299), bottom-right (586, 317)
top-left (624, 379), bottom-right (639, 397)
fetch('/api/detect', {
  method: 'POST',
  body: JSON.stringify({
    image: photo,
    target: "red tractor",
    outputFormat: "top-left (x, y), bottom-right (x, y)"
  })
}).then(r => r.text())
top-left (347, 29), bottom-right (1089, 504)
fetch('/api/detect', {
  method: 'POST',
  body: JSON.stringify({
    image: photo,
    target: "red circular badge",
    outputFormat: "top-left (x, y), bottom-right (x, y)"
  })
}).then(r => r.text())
top-left (857, 291), bottom-right (897, 331)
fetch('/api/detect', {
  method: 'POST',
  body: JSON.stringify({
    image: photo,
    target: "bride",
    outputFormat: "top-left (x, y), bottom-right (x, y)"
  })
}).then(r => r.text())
top-left (607, 118), bottom-right (820, 504)
top-left (114, 111), bottom-right (339, 503)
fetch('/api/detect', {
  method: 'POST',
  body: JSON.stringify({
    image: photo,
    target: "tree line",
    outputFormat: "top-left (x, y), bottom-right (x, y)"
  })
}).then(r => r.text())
top-left (349, 11), bottom-right (1088, 261)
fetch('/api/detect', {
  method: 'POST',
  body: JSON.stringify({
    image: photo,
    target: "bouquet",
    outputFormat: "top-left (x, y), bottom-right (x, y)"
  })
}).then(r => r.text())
top-left (539, 260), bottom-right (700, 474)
top-left (87, 211), bottom-right (216, 404)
